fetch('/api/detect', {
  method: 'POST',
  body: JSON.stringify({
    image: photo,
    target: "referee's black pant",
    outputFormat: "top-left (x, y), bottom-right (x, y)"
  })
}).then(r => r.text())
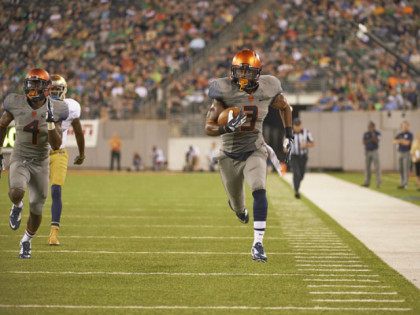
top-left (290, 154), bottom-right (308, 193)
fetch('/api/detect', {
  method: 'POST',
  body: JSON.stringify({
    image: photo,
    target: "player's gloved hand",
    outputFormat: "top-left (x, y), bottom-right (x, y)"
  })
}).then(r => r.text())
top-left (283, 137), bottom-right (293, 164)
top-left (220, 109), bottom-right (247, 134)
top-left (0, 154), bottom-right (4, 179)
top-left (46, 100), bottom-right (55, 123)
top-left (74, 155), bottom-right (85, 165)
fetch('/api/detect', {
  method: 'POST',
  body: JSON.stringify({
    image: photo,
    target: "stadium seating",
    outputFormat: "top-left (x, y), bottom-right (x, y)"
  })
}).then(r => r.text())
top-left (0, 0), bottom-right (253, 119)
top-left (0, 0), bottom-right (418, 119)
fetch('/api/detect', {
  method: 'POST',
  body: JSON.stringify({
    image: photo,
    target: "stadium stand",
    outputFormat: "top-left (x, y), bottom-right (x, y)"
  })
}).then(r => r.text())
top-left (169, 0), bottom-right (419, 116)
top-left (0, 0), bottom-right (418, 120)
top-left (0, 0), bottom-right (253, 119)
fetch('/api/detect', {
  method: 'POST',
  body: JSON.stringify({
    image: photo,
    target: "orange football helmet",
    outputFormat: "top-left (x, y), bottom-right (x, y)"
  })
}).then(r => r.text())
top-left (24, 68), bottom-right (51, 102)
top-left (231, 49), bottom-right (262, 92)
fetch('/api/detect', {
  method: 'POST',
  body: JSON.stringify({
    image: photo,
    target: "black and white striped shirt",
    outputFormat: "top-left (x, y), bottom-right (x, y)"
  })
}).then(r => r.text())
top-left (291, 128), bottom-right (314, 156)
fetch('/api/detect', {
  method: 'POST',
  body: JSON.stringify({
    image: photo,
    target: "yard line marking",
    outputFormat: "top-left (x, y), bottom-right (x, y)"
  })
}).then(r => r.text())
top-left (2, 271), bottom-right (305, 277)
top-left (297, 264), bottom-right (367, 267)
top-left (0, 235), bottom-right (261, 240)
top-left (299, 269), bottom-right (371, 272)
top-left (312, 299), bottom-right (405, 303)
top-left (304, 279), bottom-right (381, 283)
top-left (0, 304), bottom-right (411, 312)
top-left (309, 291), bottom-right (398, 295)
top-left (1, 250), bottom-right (295, 256)
top-left (305, 275), bottom-right (379, 278)
top-left (291, 245), bottom-right (348, 248)
top-left (1, 271), bottom-right (374, 278)
top-left (308, 285), bottom-right (390, 288)
top-left (0, 223), bottom-right (283, 229)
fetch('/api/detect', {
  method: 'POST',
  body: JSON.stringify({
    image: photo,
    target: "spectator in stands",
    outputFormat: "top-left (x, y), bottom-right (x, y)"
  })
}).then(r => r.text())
top-left (362, 121), bottom-right (382, 188)
top-left (109, 133), bottom-right (122, 171)
top-left (410, 132), bottom-right (420, 191)
top-left (393, 121), bottom-right (413, 189)
top-left (290, 118), bottom-right (315, 199)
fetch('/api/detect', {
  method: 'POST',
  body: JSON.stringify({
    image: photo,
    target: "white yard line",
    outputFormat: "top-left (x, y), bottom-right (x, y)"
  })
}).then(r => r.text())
top-left (308, 285), bottom-right (390, 288)
top-left (312, 299), bottom-right (405, 303)
top-left (304, 279), bottom-right (381, 283)
top-left (309, 291), bottom-right (398, 295)
top-left (2, 249), bottom-right (295, 256)
top-left (297, 264), bottom-right (367, 267)
top-left (0, 304), bottom-right (411, 312)
top-left (298, 268), bottom-right (371, 272)
top-left (2, 271), bottom-right (304, 277)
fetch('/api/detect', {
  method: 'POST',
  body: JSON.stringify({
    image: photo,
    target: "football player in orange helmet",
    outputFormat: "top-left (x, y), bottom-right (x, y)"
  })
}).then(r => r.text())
top-left (231, 49), bottom-right (262, 93)
top-left (0, 68), bottom-right (69, 258)
top-left (205, 49), bottom-right (293, 262)
top-left (23, 68), bottom-right (52, 103)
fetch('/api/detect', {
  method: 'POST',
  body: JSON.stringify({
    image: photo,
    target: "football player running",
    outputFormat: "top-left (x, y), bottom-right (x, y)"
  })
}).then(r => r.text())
top-left (0, 69), bottom-right (69, 258)
top-left (48, 75), bottom-right (85, 245)
top-left (205, 49), bottom-right (293, 262)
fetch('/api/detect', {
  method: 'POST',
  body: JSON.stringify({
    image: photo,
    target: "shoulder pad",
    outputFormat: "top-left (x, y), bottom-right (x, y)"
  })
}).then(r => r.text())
top-left (51, 98), bottom-right (69, 122)
top-left (208, 77), bottom-right (232, 100)
top-left (259, 75), bottom-right (283, 98)
top-left (3, 93), bottom-right (25, 113)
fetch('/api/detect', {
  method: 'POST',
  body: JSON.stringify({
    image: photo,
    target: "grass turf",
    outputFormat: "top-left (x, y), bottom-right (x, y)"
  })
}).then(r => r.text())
top-left (0, 171), bottom-right (419, 314)
top-left (330, 172), bottom-right (420, 206)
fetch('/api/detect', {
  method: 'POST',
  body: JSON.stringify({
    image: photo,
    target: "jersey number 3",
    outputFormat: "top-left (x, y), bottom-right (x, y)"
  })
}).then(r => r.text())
top-left (241, 105), bottom-right (258, 131)
top-left (23, 120), bottom-right (40, 145)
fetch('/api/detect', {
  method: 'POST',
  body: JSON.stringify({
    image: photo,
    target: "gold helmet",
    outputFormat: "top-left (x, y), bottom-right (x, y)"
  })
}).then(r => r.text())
top-left (50, 74), bottom-right (68, 100)
top-left (231, 49), bottom-right (262, 92)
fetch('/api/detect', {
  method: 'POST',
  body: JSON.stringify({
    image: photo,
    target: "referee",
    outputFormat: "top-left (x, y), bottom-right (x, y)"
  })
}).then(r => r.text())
top-left (290, 117), bottom-right (315, 199)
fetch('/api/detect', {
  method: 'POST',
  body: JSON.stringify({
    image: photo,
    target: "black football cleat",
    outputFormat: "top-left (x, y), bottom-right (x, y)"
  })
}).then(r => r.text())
top-left (251, 242), bottom-right (267, 262)
top-left (228, 200), bottom-right (249, 224)
top-left (19, 241), bottom-right (31, 259)
top-left (9, 204), bottom-right (23, 230)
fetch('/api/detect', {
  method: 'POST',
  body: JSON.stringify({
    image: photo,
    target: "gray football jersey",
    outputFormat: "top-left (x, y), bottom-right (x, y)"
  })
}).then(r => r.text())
top-left (208, 75), bottom-right (283, 154)
top-left (3, 93), bottom-right (69, 159)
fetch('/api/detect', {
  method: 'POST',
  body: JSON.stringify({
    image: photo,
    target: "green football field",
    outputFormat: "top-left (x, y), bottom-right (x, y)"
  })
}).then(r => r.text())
top-left (0, 172), bottom-right (419, 314)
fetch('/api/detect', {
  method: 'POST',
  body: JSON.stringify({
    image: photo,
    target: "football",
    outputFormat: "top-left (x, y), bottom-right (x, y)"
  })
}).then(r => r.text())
top-left (217, 106), bottom-right (241, 126)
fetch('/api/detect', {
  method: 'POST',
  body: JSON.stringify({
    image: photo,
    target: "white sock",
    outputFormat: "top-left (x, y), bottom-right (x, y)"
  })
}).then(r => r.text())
top-left (21, 230), bottom-right (34, 243)
top-left (253, 221), bottom-right (266, 245)
top-left (14, 201), bottom-right (23, 208)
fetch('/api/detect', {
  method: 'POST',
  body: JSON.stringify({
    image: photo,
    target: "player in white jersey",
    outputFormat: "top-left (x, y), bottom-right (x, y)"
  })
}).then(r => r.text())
top-left (205, 49), bottom-right (293, 262)
top-left (48, 75), bottom-right (85, 245)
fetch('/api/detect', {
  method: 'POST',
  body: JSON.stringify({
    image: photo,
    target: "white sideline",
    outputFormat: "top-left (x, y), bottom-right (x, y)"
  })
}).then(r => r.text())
top-left (298, 268), bottom-right (371, 272)
top-left (0, 304), bottom-right (411, 312)
top-left (283, 173), bottom-right (420, 289)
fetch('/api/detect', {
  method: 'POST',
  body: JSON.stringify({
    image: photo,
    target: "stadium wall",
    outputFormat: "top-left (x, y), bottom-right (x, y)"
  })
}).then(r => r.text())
top-left (58, 110), bottom-right (418, 171)
top-left (66, 120), bottom-right (169, 170)
top-left (301, 110), bottom-right (420, 171)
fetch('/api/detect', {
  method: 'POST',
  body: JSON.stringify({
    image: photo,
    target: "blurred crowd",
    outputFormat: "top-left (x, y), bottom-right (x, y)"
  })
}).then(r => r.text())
top-left (169, 0), bottom-right (419, 114)
top-left (0, 0), bottom-right (252, 119)
top-left (1, 0), bottom-right (418, 119)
